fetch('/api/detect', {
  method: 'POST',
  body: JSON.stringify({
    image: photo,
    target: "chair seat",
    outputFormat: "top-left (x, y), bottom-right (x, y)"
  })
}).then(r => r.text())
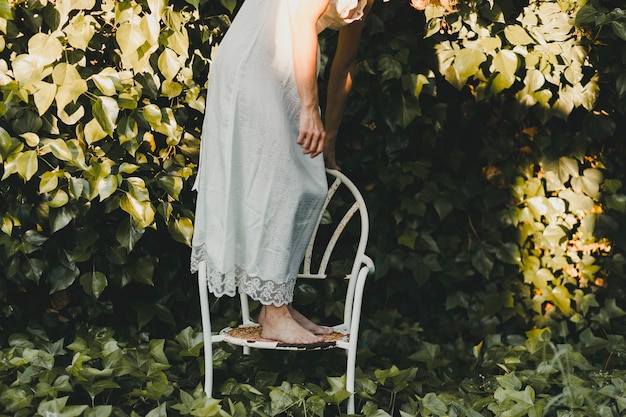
top-left (219, 324), bottom-right (350, 351)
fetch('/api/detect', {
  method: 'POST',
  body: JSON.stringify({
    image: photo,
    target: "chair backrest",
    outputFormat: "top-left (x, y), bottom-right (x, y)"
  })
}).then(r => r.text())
top-left (238, 169), bottom-right (371, 328)
top-left (298, 169), bottom-right (371, 327)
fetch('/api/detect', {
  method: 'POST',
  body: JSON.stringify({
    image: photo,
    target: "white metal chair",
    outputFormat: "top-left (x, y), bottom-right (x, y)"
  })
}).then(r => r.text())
top-left (197, 168), bottom-right (375, 414)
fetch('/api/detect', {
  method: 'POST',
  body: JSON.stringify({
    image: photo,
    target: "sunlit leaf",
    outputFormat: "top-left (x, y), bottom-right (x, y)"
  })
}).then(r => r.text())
top-left (93, 96), bottom-right (119, 135)
top-left (84, 118), bottom-right (108, 144)
top-left (52, 63), bottom-right (88, 108)
top-left (158, 48), bottom-right (181, 81)
top-left (28, 32), bottom-right (63, 66)
top-left (168, 216), bottom-right (193, 246)
top-left (31, 81), bottom-right (57, 116)
top-left (120, 192), bottom-right (155, 228)
top-left (16, 150), bottom-right (38, 181)
top-left (64, 13), bottom-right (96, 50)
top-left (49, 189), bottom-right (69, 208)
top-left (40, 171), bottom-right (60, 194)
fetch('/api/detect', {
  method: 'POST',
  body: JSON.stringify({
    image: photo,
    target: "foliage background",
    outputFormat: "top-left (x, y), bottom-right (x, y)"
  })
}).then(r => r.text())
top-left (2, 0), bottom-right (626, 415)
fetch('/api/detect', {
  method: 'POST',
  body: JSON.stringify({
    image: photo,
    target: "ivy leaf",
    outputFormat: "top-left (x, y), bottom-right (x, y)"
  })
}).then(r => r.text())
top-left (52, 62), bottom-right (88, 109)
top-left (28, 32), bottom-right (63, 66)
top-left (454, 48), bottom-right (486, 81)
top-left (32, 80), bottom-right (57, 116)
top-left (93, 96), bottom-right (119, 135)
top-left (64, 13), bottom-right (96, 50)
top-left (50, 207), bottom-right (74, 233)
top-left (158, 48), bottom-right (181, 81)
top-left (84, 405), bottom-right (113, 417)
top-left (96, 175), bottom-right (118, 201)
top-left (219, 0), bottom-right (236, 13)
top-left (49, 264), bottom-right (80, 293)
top-left (16, 150), bottom-right (38, 181)
top-left (42, 138), bottom-right (73, 161)
top-left (120, 192), bottom-right (155, 229)
top-left (80, 271), bottom-right (108, 299)
top-left (491, 50), bottom-right (518, 92)
top-left (40, 171), bottom-right (60, 194)
top-left (168, 216), bottom-right (193, 246)
top-left (551, 285), bottom-right (572, 315)
top-left (377, 54), bottom-right (403, 82)
top-left (504, 25), bottom-right (535, 45)
top-left (421, 393), bottom-right (447, 415)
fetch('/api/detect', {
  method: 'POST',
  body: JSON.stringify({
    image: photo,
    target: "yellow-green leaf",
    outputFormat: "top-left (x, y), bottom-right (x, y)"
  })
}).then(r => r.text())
top-left (84, 118), bottom-right (108, 144)
top-left (168, 216), bottom-right (193, 246)
top-left (157, 48), bottom-right (181, 80)
top-left (40, 171), bottom-right (60, 194)
top-left (97, 175), bottom-right (118, 201)
top-left (120, 192), bottom-right (155, 228)
top-left (52, 63), bottom-right (88, 109)
top-left (41, 138), bottom-right (72, 161)
top-left (32, 81), bottom-right (57, 116)
top-left (504, 25), bottom-right (536, 46)
top-left (93, 96), bottom-right (119, 135)
top-left (64, 13), bottom-right (96, 50)
top-left (28, 32), bottom-right (63, 66)
top-left (49, 189), bottom-right (69, 208)
top-left (16, 150), bottom-right (38, 181)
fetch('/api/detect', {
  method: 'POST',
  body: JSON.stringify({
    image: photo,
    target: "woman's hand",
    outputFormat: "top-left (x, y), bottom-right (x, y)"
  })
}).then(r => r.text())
top-left (297, 107), bottom-right (326, 158)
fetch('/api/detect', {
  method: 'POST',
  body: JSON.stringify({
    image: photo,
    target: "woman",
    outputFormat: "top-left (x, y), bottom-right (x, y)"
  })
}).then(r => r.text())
top-left (190, 0), bottom-right (382, 344)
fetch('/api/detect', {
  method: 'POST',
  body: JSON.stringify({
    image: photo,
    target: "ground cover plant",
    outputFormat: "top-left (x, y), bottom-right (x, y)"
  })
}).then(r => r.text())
top-left (2, 0), bottom-right (626, 415)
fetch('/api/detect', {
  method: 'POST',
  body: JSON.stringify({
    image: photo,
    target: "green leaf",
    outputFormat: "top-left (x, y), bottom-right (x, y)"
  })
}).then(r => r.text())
top-left (93, 96), bottom-right (119, 135)
top-left (454, 48), bottom-right (486, 80)
top-left (97, 175), bottom-right (119, 201)
top-left (16, 150), bottom-right (38, 181)
top-left (50, 207), bottom-right (74, 233)
top-left (175, 327), bottom-right (204, 357)
top-left (80, 271), bottom-right (108, 298)
top-left (40, 171), bottom-right (60, 194)
top-left (32, 81), bottom-right (57, 115)
top-left (421, 392), bottom-right (447, 415)
top-left (0, 0), bottom-right (12, 20)
top-left (158, 48), bottom-right (181, 81)
top-left (42, 138), bottom-right (73, 161)
top-left (158, 175), bottom-right (183, 199)
top-left (84, 405), bottom-right (113, 417)
top-left (49, 264), bottom-right (80, 293)
top-left (120, 192), bottom-right (155, 228)
top-left (52, 62), bottom-right (88, 109)
top-left (551, 285), bottom-right (572, 315)
top-left (377, 54), bottom-right (403, 82)
top-left (28, 32), bottom-right (63, 66)
top-left (219, 0), bottom-right (236, 13)
top-left (492, 49), bottom-right (518, 91)
top-left (168, 216), bottom-right (193, 246)
top-left (504, 25), bottom-right (536, 45)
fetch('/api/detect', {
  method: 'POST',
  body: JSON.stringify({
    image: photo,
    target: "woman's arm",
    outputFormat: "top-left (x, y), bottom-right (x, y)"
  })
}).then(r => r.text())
top-left (324, 0), bottom-right (374, 169)
top-left (290, 0), bottom-right (331, 158)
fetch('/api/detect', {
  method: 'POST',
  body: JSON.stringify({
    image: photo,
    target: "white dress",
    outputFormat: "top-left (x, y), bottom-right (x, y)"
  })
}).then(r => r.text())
top-left (190, 0), bottom-right (368, 306)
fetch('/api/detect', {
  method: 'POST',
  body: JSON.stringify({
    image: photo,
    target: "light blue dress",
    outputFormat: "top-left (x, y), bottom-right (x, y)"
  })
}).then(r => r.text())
top-left (191, 0), bottom-right (367, 306)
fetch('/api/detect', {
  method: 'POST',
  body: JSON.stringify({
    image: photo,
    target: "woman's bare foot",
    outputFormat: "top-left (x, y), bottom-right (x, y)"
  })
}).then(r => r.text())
top-left (258, 305), bottom-right (324, 344)
top-left (288, 305), bottom-right (334, 335)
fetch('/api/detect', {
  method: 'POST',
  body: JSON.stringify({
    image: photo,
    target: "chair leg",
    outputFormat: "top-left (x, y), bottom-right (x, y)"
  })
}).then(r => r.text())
top-left (198, 262), bottom-right (214, 397)
top-left (346, 350), bottom-right (356, 415)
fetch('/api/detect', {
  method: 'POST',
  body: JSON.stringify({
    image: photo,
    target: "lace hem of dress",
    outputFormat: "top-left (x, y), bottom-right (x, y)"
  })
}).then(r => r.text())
top-left (190, 246), bottom-right (295, 307)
